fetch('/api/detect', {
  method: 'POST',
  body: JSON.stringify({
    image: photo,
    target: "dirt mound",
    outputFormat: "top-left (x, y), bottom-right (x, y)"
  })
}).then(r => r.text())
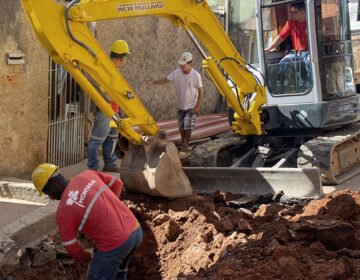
top-left (6, 190), bottom-right (360, 279)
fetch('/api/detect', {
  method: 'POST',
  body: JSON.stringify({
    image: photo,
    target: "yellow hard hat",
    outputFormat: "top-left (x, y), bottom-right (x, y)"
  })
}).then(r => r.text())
top-left (31, 163), bottom-right (59, 196)
top-left (111, 40), bottom-right (130, 55)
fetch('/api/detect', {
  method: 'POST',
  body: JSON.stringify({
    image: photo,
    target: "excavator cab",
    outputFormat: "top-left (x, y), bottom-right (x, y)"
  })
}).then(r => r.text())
top-left (257, 0), bottom-right (357, 131)
top-left (226, 0), bottom-right (357, 131)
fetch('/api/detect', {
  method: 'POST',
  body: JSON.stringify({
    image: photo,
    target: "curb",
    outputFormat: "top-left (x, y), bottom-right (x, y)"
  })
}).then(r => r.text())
top-left (0, 201), bottom-right (58, 247)
top-left (0, 180), bottom-right (49, 204)
top-left (0, 180), bottom-right (58, 274)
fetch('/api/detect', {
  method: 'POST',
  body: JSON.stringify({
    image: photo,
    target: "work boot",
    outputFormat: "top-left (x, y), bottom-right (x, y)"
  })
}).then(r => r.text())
top-left (180, 145), bottom-right (191, 153)
top-left (103, 164), bottom-right (121, 173)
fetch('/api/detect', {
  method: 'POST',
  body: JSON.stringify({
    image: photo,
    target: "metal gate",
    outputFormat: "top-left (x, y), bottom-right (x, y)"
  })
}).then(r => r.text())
top-left (47, 59), bottom-right (86, 166)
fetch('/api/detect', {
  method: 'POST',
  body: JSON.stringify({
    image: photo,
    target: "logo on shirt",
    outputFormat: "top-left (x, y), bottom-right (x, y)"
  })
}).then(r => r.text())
top-left (66, 179), bottom-right (96, 208)
top-left (66, 190), bottom-right (84, 208)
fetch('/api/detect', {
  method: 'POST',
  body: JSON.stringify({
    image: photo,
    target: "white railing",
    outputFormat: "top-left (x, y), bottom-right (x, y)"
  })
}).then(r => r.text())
top-left (47, 58), bottom-right (86, 166)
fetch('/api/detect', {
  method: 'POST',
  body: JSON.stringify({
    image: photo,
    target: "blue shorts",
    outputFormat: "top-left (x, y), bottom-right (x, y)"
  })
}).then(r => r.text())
top-left (177, 109), bottom-right (196, 131)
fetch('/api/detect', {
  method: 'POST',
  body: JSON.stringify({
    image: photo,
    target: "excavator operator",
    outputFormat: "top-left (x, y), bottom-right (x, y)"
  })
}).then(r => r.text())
top-left (265, 2), bottom-right (311, 88)
top-left (31, 163), bottom-right (142, 280)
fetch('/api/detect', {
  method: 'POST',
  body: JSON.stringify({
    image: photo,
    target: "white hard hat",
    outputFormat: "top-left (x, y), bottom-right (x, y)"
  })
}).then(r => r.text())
top-left (177, 52), bottom-right (192, 65)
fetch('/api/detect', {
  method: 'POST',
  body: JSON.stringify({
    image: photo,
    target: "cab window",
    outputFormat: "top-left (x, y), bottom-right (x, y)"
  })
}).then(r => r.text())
top-left (262, 1), bottom-right (313, 95)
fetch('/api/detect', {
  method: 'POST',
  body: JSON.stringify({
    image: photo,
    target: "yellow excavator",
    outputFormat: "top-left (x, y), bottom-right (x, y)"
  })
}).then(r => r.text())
top-left (20, 0), bottom-right (358, 199)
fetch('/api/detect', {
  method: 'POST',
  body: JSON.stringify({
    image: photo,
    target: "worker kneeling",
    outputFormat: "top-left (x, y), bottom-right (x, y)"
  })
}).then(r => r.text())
top-left (32, 163), bottom-right (142, 280)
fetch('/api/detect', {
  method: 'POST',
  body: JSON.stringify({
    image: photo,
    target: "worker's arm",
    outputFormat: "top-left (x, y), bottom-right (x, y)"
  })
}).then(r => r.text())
top-left (264, 35), bottom-right (284, 53)
top-left (193, 87), bottom-right (203, 115)
top-left (146, 77), bottom-right (169, 88)
top-left (96, 171), bottom-right (123, 197)
top-left (265, 20), bottom-right (292, 54)
top-left (56, 214), bottom-right (92, 263)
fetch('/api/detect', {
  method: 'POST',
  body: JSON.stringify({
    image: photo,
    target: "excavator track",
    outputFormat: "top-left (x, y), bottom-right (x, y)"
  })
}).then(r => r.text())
top-left (190, 136), bottom-right (247, 167)
top-left (297, 122), bottom-right (360, 184)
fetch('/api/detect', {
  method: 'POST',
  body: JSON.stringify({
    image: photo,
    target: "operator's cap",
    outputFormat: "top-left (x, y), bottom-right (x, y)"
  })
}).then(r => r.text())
top-left (177, 52), bottom-right (192, 65)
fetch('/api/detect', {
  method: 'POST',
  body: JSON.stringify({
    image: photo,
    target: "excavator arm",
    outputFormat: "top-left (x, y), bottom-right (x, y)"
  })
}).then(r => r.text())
top-left (20, 0), bottom-right (267, 198)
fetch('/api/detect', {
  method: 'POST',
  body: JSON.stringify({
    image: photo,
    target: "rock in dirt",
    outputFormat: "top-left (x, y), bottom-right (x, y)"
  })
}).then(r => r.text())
top-left (0, 234), bottom-right (21, 275)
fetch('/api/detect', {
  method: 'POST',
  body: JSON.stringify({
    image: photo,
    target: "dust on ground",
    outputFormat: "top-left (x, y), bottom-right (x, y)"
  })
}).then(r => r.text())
top-left (5, 189), bottom-right (360, 280)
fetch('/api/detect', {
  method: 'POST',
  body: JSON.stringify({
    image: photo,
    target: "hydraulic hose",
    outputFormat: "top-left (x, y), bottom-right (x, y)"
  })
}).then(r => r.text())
top-left (65, 0), bottom-right (97, 58)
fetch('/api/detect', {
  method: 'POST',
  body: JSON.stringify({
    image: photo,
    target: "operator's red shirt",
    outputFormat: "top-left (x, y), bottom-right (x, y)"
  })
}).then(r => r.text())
top-left (56, 170), bottom-right (138, 263)
top-left (279, 19), bottom-right (308, 51)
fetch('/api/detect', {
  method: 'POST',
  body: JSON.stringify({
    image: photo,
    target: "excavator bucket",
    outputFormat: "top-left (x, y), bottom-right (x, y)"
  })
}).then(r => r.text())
top-left (120, 131), bottom-right (194, 198)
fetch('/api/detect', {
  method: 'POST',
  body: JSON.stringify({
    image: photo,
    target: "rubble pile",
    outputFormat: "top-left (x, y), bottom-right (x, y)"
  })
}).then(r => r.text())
top-left (5, 190), bottom-right (360, 279)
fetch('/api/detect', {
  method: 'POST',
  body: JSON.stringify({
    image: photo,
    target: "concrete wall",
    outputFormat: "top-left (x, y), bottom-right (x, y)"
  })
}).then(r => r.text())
top-left (0, 0), bottom-right (48, 178)
top-left (95, 17), bottom-right (221, 121)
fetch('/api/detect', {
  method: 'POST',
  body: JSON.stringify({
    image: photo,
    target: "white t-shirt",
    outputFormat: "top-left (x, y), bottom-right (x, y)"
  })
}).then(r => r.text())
top-left (167, 68), bottom-right (203, 110)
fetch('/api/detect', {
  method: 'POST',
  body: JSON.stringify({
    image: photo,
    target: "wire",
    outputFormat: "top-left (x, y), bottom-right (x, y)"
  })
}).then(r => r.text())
top-left (246, 63), bottom-right (266, 87)
top-left (65, 0), bottom-right (97, 58)
top-left (202, 68), bottom-right (213, 82)
top-left (216, 61), bottom-right (243, 111)
top-left (217, 57), bottom-right (265, 86)
top-left (216, 56), bottom-right (268, 110)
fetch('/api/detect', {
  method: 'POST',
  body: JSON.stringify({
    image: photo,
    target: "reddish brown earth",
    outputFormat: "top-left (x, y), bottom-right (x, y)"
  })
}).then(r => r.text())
top-left (6, 190), bottom-right (360, 280)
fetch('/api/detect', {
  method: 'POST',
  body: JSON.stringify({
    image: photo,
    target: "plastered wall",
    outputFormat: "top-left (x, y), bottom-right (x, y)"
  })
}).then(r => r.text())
top-left (0, 0), bottom-right (48, 178)
top-left (352, 35), bottom-right (360, 87)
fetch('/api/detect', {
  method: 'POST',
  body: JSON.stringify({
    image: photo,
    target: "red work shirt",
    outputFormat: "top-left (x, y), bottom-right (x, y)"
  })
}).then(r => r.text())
top-left (110, 100), bottom-right (119, 114)
top-left (279, 19), bottom-right (308, 51)
top-left (56, 170), bottom-right (138, 263)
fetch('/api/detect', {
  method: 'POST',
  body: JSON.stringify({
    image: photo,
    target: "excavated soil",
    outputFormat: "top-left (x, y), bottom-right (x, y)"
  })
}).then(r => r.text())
top-left (6, 189), bottom-right (360, 280)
